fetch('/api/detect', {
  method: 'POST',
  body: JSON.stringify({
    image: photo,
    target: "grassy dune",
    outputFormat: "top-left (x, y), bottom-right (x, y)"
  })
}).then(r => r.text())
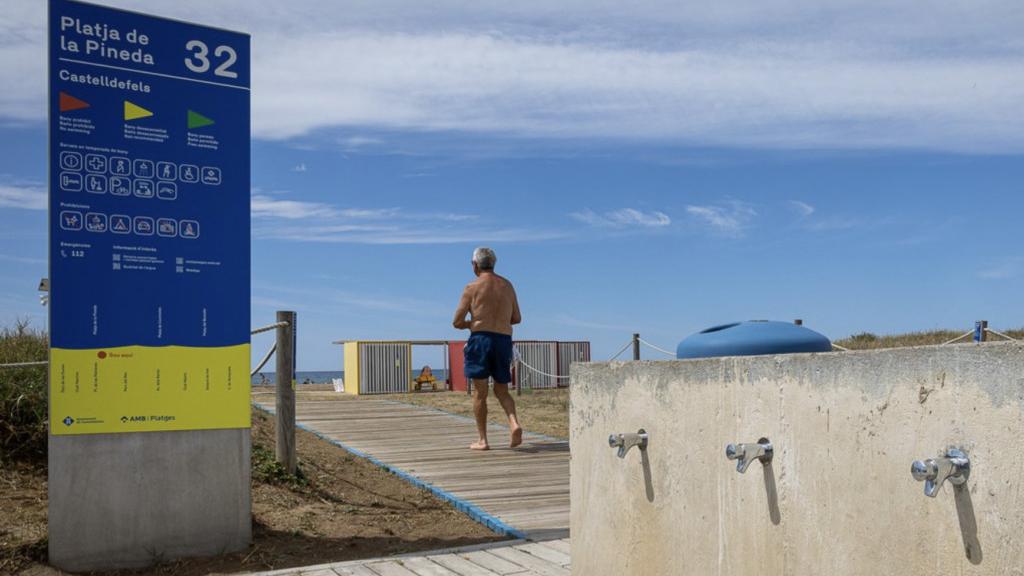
top-left (0, 321), bottom-right (48, 463)
top-left (834, 328), bottom-right (1022, 350)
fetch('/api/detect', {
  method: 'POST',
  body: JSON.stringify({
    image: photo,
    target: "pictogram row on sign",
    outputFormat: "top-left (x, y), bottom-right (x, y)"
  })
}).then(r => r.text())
top-left (59, 210), bottom-right (200, 239)
top-left (58, 151), bottom-right (221, 185)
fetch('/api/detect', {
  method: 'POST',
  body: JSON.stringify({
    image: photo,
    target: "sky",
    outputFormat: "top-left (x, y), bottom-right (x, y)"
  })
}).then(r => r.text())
top-left (1, 0), bottom-right (1022, 369)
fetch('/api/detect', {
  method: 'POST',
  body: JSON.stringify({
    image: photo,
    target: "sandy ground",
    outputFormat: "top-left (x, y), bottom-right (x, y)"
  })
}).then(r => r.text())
top-left (0, 407), bottom-right (505, 576)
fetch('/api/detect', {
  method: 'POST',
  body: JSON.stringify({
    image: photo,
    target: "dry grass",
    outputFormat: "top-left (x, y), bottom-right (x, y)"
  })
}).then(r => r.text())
top-left (0, 320), bottom-right (48, 463)
top-left (834, 328), bottom-right (1023, 350)
top-left (0, 460), bottom-right (48, 574)
top-left (386, 388), bottom-right (570, 439)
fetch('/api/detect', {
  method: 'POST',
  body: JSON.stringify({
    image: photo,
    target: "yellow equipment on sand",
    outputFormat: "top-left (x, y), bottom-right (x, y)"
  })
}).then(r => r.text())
top-left (413, 365), bottom-right (442, 391)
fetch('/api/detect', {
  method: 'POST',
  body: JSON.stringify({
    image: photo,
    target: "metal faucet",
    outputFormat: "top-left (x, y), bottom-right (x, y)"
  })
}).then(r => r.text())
top-left (608, 429), bottom-right (648, 458)
top-left (725, 439), bottom-right (773, 473)
top-left (911, 448), bottom-right (970, 497)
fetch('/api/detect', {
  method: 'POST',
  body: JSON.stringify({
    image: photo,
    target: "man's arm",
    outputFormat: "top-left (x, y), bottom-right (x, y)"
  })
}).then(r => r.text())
top-left (510, 285), bottom-right (522, 326)
top-left (453, 285), bottom-right (473, 329)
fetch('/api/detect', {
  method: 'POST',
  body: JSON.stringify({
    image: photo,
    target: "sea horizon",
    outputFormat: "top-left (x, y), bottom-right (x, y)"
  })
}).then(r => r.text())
top-left (252, 369), bottom-right (450, 386)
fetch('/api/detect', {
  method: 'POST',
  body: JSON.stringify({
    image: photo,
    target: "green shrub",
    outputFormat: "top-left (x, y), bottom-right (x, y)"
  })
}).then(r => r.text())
top-left (0, 320), bottom-right (48, 463)
top-left (251, 443), bottom-right (307, 487)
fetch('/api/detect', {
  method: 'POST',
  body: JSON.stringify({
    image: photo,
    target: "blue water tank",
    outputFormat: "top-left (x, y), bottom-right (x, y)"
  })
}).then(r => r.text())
top-left (676, 320), bottom-right (832, 359)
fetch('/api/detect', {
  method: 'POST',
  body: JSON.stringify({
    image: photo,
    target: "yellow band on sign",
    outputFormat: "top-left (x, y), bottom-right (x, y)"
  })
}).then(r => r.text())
top-left (50, 344), bottom-right (251, 435)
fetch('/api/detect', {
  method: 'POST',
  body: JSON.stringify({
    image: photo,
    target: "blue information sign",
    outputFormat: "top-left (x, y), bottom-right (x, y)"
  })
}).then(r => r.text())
top-left (48, 0), bottom-right (251, 434)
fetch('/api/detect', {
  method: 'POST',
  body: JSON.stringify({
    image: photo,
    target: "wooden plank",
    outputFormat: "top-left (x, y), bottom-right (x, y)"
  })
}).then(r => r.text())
top-left (484, 548), bottom-right (569, 576)
top-left (365, 560), bottom-right (419, 576)
top-left (516, 544), bottom-right (570, 567)
top-left (337, 566), bottom-right (381, 576)
top-left (427, 553), bottom-right (502, 576)
top-left (534, 539), bottom-right (570, 555)
top-left (243, 538), bottom-right (569, 576)
top-left (252, 392), bottom-right (569, 535)
top-left (460, 550), bottom-right (531, 575)
top-left (399, 556), bottom-right (461, 576)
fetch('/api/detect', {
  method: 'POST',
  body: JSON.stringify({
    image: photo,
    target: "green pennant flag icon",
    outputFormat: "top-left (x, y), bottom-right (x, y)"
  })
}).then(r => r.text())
top-left (187, 109), bottom-right (215, 130)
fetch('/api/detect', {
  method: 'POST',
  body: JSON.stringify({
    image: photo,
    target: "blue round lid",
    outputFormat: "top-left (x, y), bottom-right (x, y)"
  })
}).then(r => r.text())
top-left (676, 320), bottom-right (832, 359)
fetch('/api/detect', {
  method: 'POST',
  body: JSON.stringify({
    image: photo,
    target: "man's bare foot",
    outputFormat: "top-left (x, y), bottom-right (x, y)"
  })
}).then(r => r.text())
top-left (510, 426), bottom-right (523, 448)
top-left (470, 440), bottom-right (490, 450)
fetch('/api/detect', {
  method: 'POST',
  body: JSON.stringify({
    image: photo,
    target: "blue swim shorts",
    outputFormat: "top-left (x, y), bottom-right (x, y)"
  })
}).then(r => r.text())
top-left (464, 331), bottom-right (514, 384)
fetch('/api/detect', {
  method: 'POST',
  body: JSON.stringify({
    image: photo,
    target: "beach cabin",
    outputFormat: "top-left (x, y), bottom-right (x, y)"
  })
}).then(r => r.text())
top-left (336, 339), bottom-right (450, 395)
top-left (447, 339), bottom-right (591, 392)
top-left (336, 338), bottom-right (591, 395)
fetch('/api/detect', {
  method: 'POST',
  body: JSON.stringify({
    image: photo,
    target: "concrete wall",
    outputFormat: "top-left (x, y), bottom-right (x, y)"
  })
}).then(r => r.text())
top-left (570, 343), bottom-right (1024, 576)
top-left (48, 429), bottom-right (251, 572)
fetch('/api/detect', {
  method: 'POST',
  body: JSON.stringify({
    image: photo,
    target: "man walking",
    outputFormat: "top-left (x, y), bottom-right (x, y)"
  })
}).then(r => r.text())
top-left (453, 247), bottom-right (523, 450)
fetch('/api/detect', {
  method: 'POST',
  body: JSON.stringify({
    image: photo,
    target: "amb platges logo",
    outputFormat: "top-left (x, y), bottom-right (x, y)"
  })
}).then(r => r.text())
top-left (120, 415), bottom-right (176, 423)
top-left (62, 416), bottom-right (74, 426)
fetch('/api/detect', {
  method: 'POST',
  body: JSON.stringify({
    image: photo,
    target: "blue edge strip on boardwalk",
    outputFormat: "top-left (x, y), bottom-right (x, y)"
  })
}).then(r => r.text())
top-left (252, 402), bottom-right (529, 540)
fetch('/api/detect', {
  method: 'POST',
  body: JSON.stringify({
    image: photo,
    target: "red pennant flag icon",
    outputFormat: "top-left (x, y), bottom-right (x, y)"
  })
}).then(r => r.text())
top-left (59, 92), bottom-right (90, 113)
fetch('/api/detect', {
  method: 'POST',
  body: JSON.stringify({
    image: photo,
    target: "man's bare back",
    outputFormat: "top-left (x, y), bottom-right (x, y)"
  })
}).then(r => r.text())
top-left (452, 273), bottom-right (521, 335)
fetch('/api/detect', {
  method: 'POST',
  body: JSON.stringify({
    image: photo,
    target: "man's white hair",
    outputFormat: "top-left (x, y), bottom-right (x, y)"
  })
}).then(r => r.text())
top-left (472, 247), bottom-right (497, 270)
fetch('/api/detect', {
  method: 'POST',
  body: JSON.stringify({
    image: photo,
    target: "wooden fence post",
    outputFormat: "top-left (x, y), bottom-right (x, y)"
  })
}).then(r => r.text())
top-left (633, 333), bottom-right (641, 361)
top-left (276, 311), bottom-right (297, 474)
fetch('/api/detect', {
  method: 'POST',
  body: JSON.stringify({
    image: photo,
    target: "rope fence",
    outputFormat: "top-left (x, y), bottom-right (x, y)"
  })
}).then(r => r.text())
top-left (608, 340), bottom-right (634, 361)
top-left (986, 328), bottom-right (1017, 342)
top-left (512, 348), bottom-right (571, 382)
top-left (250, 321), bottom-right (289, 336)
top-left (513, 334), bottom-right (679, 387)
top-left (0, 360), bottom-right (48, 370)
top-left (638, 337), bottom-right (675, 357)
top-left (515, 358), bottom-right (570, 381)
top-left (250, 342), bottom-right (277, 377)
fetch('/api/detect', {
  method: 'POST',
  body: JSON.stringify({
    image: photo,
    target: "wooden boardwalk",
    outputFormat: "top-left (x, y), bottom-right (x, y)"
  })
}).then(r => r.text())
top-left (251, 391), bottom-right (570, 540)
top-left (246, 538), bottom-right (571, 576)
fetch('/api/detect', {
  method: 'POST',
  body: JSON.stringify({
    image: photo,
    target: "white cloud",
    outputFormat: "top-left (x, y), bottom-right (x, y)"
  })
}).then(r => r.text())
top-left (789, 200), bottom-right (815, 217)
top-left (291, 163), bottom-right (308, 172)
top-left (0, 180), bottom-right (46, 210)
top-left (256, 223), bottom-right (566, 245)
top-left (686, 201), bottom-right (757, 236)
top-left (0, 253), bottom-right (45, 265)
top-left (340, 136), bottom-right (384, 149)
top-left (251, 194), bottom-right (339, 219)
top-left (554, 313), bottom-right (633, 332)
top-left (326, 290), bottom-right (443, 315)
top-left (803, 216), bottom-right (862, 232)
top-left (3, 1), bottom-right (1023, 152)
top-left (251, 191), bottom-right (475, 223)
top-left (338, 208), bottom-right (402, 219)
top-left (250, 191), bottom-right (552, 244)
top-left (978, 257), bottom-right (1022, 280)
top-left (255, 283), bottom-right (448, 317)
top-left (787, 201), bottom-right (875, 232)
top-left (248, 33), bottom-right (1024, 152)
top-left (572, 208), bottom-right (671, 228)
